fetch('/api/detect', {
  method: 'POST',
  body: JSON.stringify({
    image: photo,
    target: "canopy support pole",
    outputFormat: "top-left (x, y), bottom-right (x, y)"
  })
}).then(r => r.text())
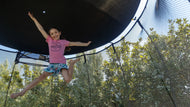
top-left (4, 51), bottom-right (21, 107)
top-left (111, 43), bottom-right (129, 106)
top-left (83, 53), bottom-right (87, 64)
top-left (137, 20), bottom-right (177, 107)
top-left (111, 43), bottom-right (126, 81)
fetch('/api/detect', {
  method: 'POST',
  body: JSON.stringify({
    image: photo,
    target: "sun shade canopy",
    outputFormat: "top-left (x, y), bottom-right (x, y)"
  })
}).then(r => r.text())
top-left (0, 0), bottom-right (140, 55)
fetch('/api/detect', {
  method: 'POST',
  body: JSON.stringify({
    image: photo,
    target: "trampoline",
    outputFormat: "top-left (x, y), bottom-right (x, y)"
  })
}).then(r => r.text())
top-left (0, 0), bottom-right (140, 55)
top-left (1, 0), bottom-right (190, 106)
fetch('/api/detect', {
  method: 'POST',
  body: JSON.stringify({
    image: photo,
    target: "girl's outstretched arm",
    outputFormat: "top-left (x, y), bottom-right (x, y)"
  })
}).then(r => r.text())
top-left (28, 12), bottom-right (49, 39)
top-left (69, 41), bottom-right (91, 46)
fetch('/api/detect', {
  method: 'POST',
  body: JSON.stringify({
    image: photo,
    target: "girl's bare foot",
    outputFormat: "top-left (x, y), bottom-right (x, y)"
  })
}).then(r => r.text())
top-left (10, 92), bottom-right (24, 99)
top-left (69, 58), bottom-right (80, 65)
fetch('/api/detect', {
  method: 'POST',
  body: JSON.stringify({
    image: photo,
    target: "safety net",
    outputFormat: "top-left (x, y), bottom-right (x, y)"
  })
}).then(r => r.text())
top-left (1, 0), bottom-right (190, 106)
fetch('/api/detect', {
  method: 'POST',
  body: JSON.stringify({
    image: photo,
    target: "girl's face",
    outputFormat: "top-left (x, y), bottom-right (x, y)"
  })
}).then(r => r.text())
top-left (49, 28), bottom-right (61, 40)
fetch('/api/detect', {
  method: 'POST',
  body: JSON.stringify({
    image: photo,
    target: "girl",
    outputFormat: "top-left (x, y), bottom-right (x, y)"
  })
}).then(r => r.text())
top-left (10, 12), bottom-right (91, 99)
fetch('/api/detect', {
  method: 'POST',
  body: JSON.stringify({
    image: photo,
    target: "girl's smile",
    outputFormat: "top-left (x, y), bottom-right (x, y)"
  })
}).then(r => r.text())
top-left (49, 28), bottom-right (61, 40)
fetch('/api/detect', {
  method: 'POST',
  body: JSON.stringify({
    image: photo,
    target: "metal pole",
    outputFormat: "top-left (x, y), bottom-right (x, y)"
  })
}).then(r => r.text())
top-left (4, 51), bottom-right (20, 107)
top-left (137, 20), bottom-right (177, 107)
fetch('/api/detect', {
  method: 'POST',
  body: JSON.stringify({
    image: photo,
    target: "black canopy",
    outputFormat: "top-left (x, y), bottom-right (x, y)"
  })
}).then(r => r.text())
top-left (0, 0), bottom-right (140, 55)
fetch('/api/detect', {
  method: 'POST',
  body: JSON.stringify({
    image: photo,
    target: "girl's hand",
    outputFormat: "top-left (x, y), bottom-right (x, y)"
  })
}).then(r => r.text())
top-left (28, 12), bottom-right (36, 21)
top-left (86, 41), bottom-right (92, 46)
top-left (27, 11), bottom-right (49, 39)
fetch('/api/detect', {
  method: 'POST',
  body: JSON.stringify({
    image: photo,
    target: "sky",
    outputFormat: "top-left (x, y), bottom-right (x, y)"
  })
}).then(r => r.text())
top-left (0, 45), bottom-right (17, 64)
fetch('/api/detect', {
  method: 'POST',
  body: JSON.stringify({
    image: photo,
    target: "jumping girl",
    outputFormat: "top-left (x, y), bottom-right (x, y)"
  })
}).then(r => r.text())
top-left (10, 12), bottom-right (91, 99)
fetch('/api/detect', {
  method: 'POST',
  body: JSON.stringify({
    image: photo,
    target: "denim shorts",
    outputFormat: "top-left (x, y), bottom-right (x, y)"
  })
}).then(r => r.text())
top-left (44, 63), bottom-right (68, 76)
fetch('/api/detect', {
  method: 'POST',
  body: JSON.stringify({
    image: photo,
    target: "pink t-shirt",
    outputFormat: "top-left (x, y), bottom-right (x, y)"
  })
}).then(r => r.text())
top-left (46, 36), bottom-right (70, 64)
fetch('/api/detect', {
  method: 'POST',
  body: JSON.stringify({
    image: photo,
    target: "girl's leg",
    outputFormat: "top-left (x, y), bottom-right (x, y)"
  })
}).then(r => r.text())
top-left (68, 58), bottom-right (80, 78)
top-left (61, 69), bottom-right (70, 83)
top-left (10, 72), bottom-right (52, 99)
top-left (61, 58), bottom-right (80, 83)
